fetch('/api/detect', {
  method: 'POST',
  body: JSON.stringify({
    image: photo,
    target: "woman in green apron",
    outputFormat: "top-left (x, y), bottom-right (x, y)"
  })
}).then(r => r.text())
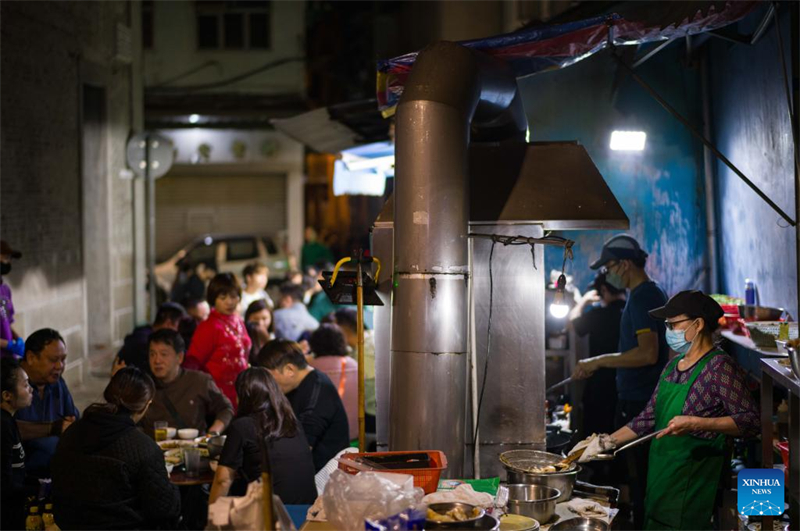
top-left (606, 291), bottom-right (760, 530)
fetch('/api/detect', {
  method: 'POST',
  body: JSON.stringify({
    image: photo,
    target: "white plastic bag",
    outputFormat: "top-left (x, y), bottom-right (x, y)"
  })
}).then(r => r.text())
top-left (321, 470), bottom-right (424, 530)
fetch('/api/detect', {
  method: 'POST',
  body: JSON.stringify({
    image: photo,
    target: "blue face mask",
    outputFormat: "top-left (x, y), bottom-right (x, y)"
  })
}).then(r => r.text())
top-left (666, 321), bottom-right (697, 354)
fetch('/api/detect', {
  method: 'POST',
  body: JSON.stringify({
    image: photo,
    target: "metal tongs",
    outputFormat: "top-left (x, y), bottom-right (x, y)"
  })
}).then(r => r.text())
top-left (593, 429), bottom-right (665, 461)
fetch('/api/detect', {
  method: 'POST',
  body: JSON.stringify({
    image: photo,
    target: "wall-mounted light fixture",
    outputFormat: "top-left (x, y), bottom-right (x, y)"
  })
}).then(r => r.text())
top-left (610, 130), bottom-right (646, 151)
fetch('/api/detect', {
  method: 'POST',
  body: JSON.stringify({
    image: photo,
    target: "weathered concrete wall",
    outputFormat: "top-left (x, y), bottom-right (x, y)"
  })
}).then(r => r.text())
top-left (143, 1), bottom-right (305, 95)
top-left (1, 1), bottom-right (142, 387)
top-left (521, 45), bottom-right (707, 298)
top-left (709, 8), bottom-right (797, 317)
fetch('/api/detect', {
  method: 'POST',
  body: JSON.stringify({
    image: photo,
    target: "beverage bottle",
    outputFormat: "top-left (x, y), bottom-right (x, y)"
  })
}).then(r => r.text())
top-left (25, 506), bottom-right (43, 531)
top-left (42, 503), bottom-right (55, 529)
top-left (745, 279), bottom-right (755, 305)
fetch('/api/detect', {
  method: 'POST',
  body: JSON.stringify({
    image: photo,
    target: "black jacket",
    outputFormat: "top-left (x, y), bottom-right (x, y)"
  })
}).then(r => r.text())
top-left (51, 409), bottom-right (181, 530)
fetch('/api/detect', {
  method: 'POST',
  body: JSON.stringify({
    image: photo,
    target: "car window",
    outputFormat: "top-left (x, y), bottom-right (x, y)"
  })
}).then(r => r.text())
top-left (227, 238), bottom-right (258, 261)
top-left (186, 241), bottom-right (216, 265)
top-left (262, 237), bottom-right (278, 255)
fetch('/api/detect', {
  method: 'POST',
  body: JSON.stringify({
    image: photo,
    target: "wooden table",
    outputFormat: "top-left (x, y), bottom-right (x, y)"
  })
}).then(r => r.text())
top-left (170, 468), bottom-right (215, 486)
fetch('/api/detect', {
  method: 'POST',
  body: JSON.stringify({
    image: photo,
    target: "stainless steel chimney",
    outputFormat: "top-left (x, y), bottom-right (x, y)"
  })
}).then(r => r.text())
top-left (390, 41), bottom-right (527, 476)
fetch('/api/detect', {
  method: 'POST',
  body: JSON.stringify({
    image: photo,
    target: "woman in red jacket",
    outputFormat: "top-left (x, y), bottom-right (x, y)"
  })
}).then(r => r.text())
top-left (185, 273), bottom-right (252, 408)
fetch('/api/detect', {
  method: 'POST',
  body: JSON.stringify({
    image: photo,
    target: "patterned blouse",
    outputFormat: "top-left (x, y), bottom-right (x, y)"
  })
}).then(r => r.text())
top-left (628, 350), bottom-right (760, 439)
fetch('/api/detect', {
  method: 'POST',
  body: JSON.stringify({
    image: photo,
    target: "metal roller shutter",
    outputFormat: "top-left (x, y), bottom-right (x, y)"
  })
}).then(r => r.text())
top-left (155, 173), bottom-right (286, 260)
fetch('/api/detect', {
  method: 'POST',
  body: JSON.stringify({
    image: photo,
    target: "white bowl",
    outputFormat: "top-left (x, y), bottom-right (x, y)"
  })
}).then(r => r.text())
top-left (166, 427), bottom-right (177, 439)
top-left (178, 428), bottom-right (199, 440)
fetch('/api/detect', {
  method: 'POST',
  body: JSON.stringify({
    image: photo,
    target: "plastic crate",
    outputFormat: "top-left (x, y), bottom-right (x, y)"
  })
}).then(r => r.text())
top-left (337, 450), bottom-right (448, 494)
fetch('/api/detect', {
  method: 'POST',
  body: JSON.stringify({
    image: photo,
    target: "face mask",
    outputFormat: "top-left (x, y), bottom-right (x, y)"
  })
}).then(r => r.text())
top-left (666, 321), bottom-right (697, 354)
top-left (0, 263), bottom-right (10, 276)
top-left (605, 270), bottom-right (625, 290)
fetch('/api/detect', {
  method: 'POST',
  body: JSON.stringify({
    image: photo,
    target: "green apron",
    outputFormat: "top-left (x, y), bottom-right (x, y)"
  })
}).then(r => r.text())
top-left (644, 351), bottom-right (727, 530)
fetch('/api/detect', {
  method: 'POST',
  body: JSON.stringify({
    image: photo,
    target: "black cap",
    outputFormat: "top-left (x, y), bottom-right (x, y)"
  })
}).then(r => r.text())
top-left (649, 290), bottom-right (724, 324)
top-left (590, 234), bottom-right (647, 270)
top-left (0, 240), bottom-right (21, 259)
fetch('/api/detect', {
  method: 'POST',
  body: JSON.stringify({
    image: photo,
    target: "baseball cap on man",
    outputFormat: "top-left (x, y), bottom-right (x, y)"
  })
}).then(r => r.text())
top-left (0, 240), bottom-right (22, 259)
top-left (590, 234), bottom-right (647, 270)
top-left (648, 290), bottom-right (724, 325)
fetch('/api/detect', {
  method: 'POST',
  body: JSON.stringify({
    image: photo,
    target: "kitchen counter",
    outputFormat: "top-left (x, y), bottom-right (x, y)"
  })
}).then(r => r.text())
top-left (760, 358), bottom-right (799, 531)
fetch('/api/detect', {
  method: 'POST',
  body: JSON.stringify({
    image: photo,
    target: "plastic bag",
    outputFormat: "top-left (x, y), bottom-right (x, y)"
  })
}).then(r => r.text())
top-left (321, 470), bottom-right (424, 530)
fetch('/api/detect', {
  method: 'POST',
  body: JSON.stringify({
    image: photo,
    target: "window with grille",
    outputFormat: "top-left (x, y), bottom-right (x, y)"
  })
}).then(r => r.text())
top-left (196, 1), bottom-right (271, 50)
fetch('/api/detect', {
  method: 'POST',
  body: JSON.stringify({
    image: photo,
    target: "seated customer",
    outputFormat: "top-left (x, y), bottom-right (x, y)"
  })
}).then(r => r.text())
top-left (209, 368), bottom-right (316, 505)
top-left (273, 283), bottom-right (319, 341)
top-left (16, 329), bottom-right (80, 477)
top-left (2, 357), bottom-right (36, 530)
top-left (141, 329), bottom-right (233, 437)
top-left (309, 324), bottom-right (358, 440)
top-left (256, 340), bottom-right (349, 472)
top-left (51, 368), bottom-right (181, 530)
top-left (245, 299), bottom-right (274, 364)
top-left (114, 302), bottom-right (186, 374)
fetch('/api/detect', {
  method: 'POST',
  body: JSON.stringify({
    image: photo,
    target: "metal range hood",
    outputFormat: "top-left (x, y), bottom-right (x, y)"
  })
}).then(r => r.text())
top-left (375, 40), bottom-right (628, 479)
top-left (376, 140), bottom-right (629, 229)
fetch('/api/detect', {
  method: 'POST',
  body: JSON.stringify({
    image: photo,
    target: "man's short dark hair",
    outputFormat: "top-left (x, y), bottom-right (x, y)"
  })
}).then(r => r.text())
top-left (333, 307), bottom-right (368, 331)
top-left (154, 302), bottom-right (187, 327)
top-left (309, 324), bottom-right (349, 357)
top-left (207, 273), bottom-right (242, 306)
top-left (256, 339), bottom-right (308, 370)
top-left (148, 328), bottom-right (186, 355)
top-left (279, 282), bottom-right (305, 304)
top-left (180, 297), bottom-right (204, 310)
top-left (629, 255), bottom-right (647, 269)
top-left (25, 328), bottom-right (64, 358)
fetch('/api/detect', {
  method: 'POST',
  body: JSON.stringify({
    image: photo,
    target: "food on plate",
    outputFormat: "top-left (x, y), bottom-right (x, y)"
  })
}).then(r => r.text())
top-left (426, 506), bottom-right (481, 523)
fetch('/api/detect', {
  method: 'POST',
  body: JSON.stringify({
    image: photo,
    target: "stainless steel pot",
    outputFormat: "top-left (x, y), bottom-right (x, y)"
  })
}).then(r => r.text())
top-left (501, 450), bottom-right (580, 503)
top-left (550, 517), bottom-right (609, 531)
top-left (505, 484), bottom-right (559, 524)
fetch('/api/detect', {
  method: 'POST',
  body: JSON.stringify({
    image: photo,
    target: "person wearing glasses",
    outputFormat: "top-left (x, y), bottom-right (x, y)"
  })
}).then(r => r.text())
top-left (572, 234), bottom-right (668, 529)
top-left (606, 291), bottom-right (758, 529)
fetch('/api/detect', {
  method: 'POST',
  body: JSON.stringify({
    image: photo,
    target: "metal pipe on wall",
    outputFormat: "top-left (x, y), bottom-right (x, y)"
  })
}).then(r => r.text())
top-left (700, 53), bottom-right (719, 294)
top-left (390, 41), bottom-right (527, 477)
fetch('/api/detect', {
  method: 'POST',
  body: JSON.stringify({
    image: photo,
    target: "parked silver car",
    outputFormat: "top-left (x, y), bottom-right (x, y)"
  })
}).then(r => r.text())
top-left (154, 234), bottom-right (290, 293)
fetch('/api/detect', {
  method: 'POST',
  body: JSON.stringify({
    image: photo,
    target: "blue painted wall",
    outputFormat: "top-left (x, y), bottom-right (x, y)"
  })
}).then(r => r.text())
top-left (709, 7), bottom-right (798, 317)
top-left (519, 45), bottom-right (707, 297)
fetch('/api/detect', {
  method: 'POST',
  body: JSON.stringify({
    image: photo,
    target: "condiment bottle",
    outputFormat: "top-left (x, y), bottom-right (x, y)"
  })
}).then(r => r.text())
top-left (25, 506), bottom-right (43, 531)
top-left (42, 503), bottom-right (54, 529)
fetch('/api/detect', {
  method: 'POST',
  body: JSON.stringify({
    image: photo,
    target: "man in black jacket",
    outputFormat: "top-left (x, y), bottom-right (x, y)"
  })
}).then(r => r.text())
top-left (257, 339), bottom-right (349, 471)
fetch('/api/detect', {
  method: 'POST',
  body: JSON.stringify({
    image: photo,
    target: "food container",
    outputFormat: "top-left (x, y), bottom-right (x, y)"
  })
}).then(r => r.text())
top-left (501, 450), bottom-right (580, 503)
top-left (178, 428), bottom-right (199, 440)
top-left (337, 450), bottom-right (447, 494)
top-left (550, 517), bottom-right (609, 531)
top-left (505, 485), bottom-right (560, 524)
top-left (425, 502), bottom-right (485, 529)
top-left (739, 305), bottom-right (786, 322)
top-left (499, 513), bottom-right (539, 531)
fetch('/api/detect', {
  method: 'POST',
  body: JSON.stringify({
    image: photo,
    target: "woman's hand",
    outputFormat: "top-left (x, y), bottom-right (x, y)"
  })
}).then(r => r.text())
top-left (657, 415), bottom-right (700, 438)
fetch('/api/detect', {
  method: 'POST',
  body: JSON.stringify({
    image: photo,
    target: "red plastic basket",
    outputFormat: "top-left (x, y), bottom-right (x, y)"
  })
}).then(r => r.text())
top-left (337, 450), bottom-right (448, 494)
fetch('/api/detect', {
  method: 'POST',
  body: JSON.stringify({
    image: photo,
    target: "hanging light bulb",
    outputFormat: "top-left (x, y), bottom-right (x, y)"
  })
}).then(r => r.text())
top-left (549, 273), bottom-right (569, 319)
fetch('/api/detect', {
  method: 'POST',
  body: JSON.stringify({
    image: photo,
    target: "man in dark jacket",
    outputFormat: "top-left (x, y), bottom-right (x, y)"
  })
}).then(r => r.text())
top-left (114, 302), bottom-right (186, 375)
top-left (257, 340), bottom-right (349, 471)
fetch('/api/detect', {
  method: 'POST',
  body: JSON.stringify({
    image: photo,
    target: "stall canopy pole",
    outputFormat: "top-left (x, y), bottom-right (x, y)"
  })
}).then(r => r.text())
top-left (356, 256), bottom-right (366, 453)
top-left (610, 48), bottom-right (797, 227)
